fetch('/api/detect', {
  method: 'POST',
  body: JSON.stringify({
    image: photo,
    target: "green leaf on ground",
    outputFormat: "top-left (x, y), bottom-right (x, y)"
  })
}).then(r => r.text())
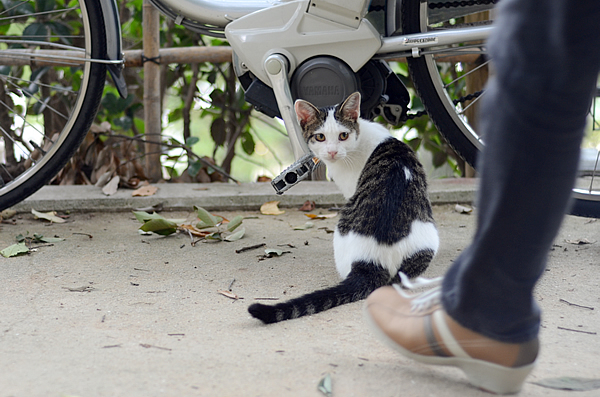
top-left (205, 232), bottom-right (223, 241)
top-left (195, 206), bottom-right (219, 227)
top-left (133, 211), bottom-right (166, 223)
top-left (15, 232), bottom-right (63, 244)
top-left (139, 219), bottom-right (178, 236)
top-left (318, 373), bottom-right (332, 396)
top-left (532, 377), bottom-right (600, 391)
top-left (264, 248), bottom-right (283, 257)
top-left (224, 227), bottom-right (245, 242)
top-left (227, 215), bottom-right (243, 232)
top-left (37, 236), bottom-right (65, 243)
top-left (293, 221), bottom-right (314, 230)
top-left (133, 211), bottom-right (185, 226)
top-left (1, 243), bottom-right (30, 258)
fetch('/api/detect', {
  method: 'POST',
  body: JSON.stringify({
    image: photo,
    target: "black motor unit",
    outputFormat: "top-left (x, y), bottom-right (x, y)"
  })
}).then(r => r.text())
top-left (240, 58), bottom-right (410, 126)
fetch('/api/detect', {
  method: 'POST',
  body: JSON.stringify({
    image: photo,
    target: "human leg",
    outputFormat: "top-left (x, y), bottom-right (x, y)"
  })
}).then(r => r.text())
top-left (441, 0), bottom-right (600, 343)
top-left (365, 0), bottom-right (600, 392)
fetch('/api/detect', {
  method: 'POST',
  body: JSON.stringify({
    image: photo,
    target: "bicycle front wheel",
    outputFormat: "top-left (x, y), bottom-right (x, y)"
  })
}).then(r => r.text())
top-left (401, 0), bottom-right (600, 218)
top-left (0, 0), bottom-right (107, 211)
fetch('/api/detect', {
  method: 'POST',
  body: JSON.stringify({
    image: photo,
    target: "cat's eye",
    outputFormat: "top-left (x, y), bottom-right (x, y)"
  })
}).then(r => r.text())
top-left (339, 132), bottom-right (349, 141)
top-left (314, 134), bottom-right (326, 142)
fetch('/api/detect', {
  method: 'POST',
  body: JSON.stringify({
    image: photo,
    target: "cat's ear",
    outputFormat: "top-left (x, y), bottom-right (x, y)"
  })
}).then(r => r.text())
top-left (339, 92), bottom-right (361, 122)
top-left (295, 99), bottom-right (319, 128)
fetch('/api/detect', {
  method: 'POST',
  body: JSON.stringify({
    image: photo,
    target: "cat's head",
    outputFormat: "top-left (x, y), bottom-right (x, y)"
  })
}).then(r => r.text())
top-left (294, 92), bottom-right (361, 163)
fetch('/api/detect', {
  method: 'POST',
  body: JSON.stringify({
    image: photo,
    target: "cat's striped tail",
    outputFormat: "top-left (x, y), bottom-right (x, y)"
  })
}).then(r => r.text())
top-left (248, 249), bottom-right (436, 324)
top-left (248, 261), bottom-right (392, 324)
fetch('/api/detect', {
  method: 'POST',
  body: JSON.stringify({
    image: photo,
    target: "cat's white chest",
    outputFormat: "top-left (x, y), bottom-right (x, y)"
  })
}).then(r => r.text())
top-left (327, 163), bottom-right (362, 199)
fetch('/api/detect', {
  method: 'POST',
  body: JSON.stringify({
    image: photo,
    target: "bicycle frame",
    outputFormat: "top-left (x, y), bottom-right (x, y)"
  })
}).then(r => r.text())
top-left (149, 0), bottom-right (492, 162)
top-left (151, 0), bottom-right (493, 56)
top-left (99, 0), bottom-right (127, 97)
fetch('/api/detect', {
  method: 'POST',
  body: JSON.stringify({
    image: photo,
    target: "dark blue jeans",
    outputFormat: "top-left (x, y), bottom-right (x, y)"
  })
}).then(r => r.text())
top-left (441, 0), bottom-right (600, 343)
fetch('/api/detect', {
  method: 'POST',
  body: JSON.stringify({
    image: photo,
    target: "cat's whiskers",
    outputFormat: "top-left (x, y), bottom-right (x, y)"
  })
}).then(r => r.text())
top-left (341, 155), bottom-right (357, 170)
top-left (339, 148), bottom-right (363, 171)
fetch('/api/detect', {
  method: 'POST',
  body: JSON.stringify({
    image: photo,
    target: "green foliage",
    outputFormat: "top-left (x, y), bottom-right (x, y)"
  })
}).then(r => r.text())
top-left (133, 207), bottom-right (245, 242)
top-left (1, 231), bottom-right (65, 258)
top-left (95, 0), bottom-right (257, 181)
top-left (93, 2), bottom-right (461, 180)
top-left (1, 242), bottom-right (29, 258)
top-left (392, 61), bottom-right (460, 174)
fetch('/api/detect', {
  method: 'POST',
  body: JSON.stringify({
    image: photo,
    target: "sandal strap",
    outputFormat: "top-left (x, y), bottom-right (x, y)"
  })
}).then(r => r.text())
top-left (424, 314), bottom-right (449, 357)
top-left (432, 310), bottom-right (470, 359)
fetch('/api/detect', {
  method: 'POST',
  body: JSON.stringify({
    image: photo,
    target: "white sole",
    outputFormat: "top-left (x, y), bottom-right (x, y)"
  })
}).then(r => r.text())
top-left (364, 305), bottom-right (536, 395)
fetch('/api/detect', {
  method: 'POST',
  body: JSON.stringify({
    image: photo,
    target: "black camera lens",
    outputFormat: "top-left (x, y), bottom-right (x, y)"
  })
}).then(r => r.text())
top-left (284, 172), bottom-right (298, 184)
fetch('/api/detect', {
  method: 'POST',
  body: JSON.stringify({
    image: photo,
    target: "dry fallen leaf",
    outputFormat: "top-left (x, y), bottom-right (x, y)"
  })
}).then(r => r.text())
top-left (132, 185), bottom-right (158, 197)
top-left (455, 204), bottom-right (473, 214)
top-left (94, 170), bottom-right (113, 188)
top-left (178, 224), bottom-right (212, 238)
top-left (299, 200), bottom-right (316, 211)
top-left (565, 238), bottom-right (595, 245)
top-left (260, 200), bottom-right (285, 215)
top-left (305, 213), bottom-right (337, 220)
top-left (0, 209), bottom-right (17, 220)
top-left (102, 175), bottom-right (120, 196)
top-left (31, 209), bottom-right (67, 223)
top-left (217, 290), bottom-right (239, 300)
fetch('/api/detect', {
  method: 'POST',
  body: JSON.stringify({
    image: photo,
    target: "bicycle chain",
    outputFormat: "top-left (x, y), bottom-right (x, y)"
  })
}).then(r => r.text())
top-left (371, 0), bottom-right (499, 12)
top-left (452, 89), bottom-right (484, 105)
top-left (429, 0), bottom-right (499, 9)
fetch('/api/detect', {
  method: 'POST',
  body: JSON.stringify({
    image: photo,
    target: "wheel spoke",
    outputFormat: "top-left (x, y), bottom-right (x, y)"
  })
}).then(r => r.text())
top-left (402, 0), bottom-right (600, 217)
top-left (0, 0), bottom-right (107, 210)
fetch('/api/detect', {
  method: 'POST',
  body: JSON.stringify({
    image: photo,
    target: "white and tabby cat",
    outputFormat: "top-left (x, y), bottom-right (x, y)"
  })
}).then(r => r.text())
top-left (248, 92), bottom-right (439, 324)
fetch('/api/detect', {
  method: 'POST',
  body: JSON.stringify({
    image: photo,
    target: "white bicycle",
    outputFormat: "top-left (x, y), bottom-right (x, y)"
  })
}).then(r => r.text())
top-left (1, 0), bottom-right (599, 217)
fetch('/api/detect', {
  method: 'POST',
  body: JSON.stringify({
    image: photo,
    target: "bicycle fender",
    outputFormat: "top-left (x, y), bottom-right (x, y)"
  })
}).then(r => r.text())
top-left (100, 0), bottom-right (128, 98)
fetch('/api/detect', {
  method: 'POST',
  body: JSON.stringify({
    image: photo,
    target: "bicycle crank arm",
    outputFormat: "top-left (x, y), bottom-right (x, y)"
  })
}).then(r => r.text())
top-left (264, 54), bottom-right (311, 161)
top-left (263, 54), bottom-right (320, 194)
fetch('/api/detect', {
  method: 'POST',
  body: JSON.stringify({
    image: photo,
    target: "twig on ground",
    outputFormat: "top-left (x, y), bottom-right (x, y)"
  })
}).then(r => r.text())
top-left (559, 298), bottom-right (594, 310)
top-left (72, 232), bottom-right (93, 239)
top-left (140, 343), bottom-right (172, 351)
top-left (235, 243), bottom-right (266, 254)
top-left (557, 326), bottom-right (597, 335)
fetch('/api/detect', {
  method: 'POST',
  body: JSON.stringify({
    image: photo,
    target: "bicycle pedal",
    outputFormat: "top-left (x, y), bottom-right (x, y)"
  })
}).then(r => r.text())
top-left (271, 153), bottom-right (320, 195)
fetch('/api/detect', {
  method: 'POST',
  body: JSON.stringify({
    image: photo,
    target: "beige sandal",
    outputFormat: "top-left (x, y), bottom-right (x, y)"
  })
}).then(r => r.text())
top-left (364, 274), bottom-right (538, 395)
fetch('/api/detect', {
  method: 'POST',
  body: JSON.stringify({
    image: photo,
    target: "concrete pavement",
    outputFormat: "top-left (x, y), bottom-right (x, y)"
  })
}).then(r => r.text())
top-left (1, 179), bottom-right (599, 397)
top-left (9, 179), bottom-right (479, 213)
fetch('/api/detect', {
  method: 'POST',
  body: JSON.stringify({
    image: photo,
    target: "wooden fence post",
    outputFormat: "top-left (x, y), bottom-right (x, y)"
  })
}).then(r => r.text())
top-left (143, 0), bottom-right (162, 182)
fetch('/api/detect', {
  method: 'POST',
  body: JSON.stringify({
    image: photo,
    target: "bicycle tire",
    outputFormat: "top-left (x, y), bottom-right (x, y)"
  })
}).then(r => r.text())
top-left (0, 0), bottom-right (107, 211)
top-left (401, 0), bottom-right (600, 218)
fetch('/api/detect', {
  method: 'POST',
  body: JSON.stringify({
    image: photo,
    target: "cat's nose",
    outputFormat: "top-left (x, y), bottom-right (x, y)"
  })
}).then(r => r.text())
top-left (328, 150), bottom-right (338, 158)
